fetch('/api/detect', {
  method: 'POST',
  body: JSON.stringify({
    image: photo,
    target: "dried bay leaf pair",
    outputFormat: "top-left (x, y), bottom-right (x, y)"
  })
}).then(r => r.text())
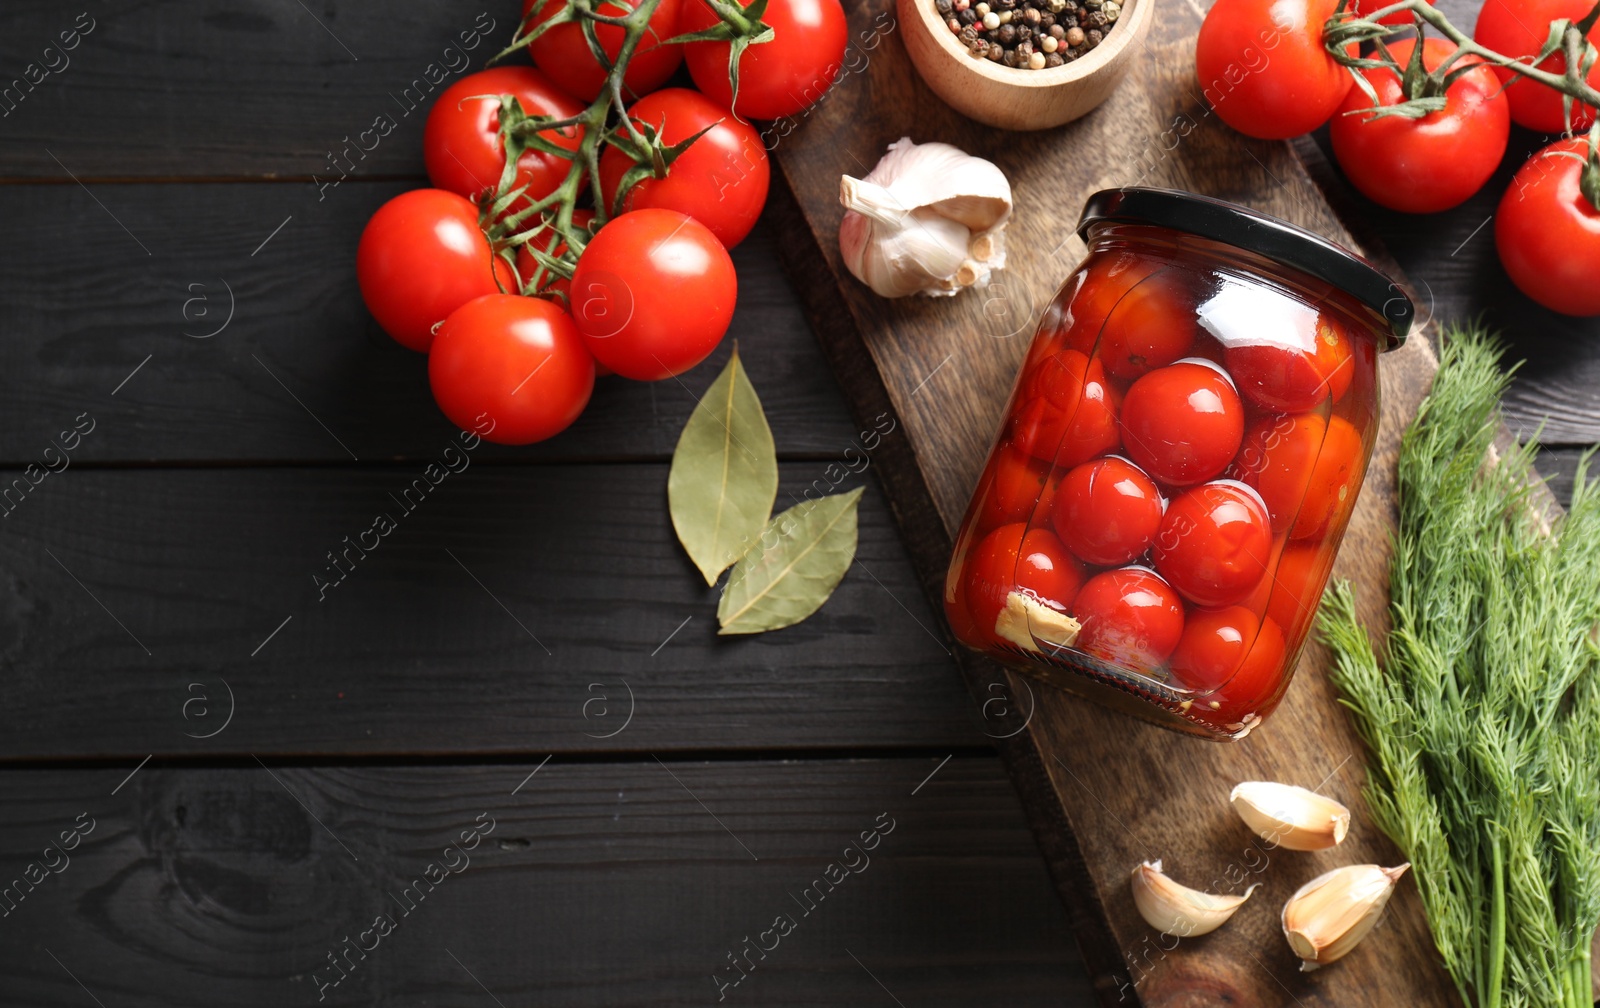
top-left (668, 347), bottom-right (863, 634)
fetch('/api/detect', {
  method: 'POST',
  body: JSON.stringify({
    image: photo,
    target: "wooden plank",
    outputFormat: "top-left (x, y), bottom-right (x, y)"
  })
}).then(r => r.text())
top-left (767, 0), bottom-right (1458, 1001)
top-left (0, 464), bottom-right (973, 759)
top-left (0, 2), bottom-right (493, 179)
top-left (0, 182), bottom-right (858, 463)
top-left (0, 756), bottom-right (1092, 1007)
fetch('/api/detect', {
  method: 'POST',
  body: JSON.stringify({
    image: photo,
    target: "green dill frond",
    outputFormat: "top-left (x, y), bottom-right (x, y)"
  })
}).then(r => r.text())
top-left (1319, 322), bottom-right (1600, 1008)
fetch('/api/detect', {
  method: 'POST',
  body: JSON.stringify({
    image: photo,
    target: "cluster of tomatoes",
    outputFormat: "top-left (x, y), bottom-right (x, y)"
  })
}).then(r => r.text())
top-left (1196, 0), bottom-right (1600, 317)
top-left (947, 250), bottom-right (1376, 725)
top-left (355, 0), bottom-right (848, 444)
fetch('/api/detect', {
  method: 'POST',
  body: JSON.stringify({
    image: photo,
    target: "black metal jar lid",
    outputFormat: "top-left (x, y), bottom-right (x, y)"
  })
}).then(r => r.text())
top-left (1076, 187), bottom-right (1413, 348)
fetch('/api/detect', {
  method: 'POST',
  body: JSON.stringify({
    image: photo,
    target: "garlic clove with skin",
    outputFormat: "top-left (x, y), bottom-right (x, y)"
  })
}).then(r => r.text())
top-left (1281, 863), bottom-right (1410, 971)
top-left (1230, 781), bottom-right (1351, 851)
top-left (1130, 859), bottom-right (1258, 937)
top-left (839, 137), bottom-right (1012, 299)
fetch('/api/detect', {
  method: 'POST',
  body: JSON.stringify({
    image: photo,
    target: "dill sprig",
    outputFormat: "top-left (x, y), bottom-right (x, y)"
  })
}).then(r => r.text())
top-left (1320, 324), bottom-right (1600, 1008)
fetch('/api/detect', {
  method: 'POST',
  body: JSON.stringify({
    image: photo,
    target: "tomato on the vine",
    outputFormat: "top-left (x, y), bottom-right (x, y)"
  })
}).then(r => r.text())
top-left (1496, 137), bottom-right (1600, 317)
top-left (523, 0), bottom-right (685, 101)
top-left (569, 208), bottom-right (737, 380)
top-left (428, 294), bottom-right (595, 445)
top-left (1195, 0), bottom-right (1355, 139)
top-left (681, 0), bottom-right (849, 120)
top-left (1349, 0), bottom-right (1435, 26)
top-left (599, 88), bottom-right (771, 248)
top-left (1329, 39), bottom-right (1509, 214)
top-left (423, 67), bottom-right (584, 208)
top-left (357, 189), bottom-right (517, 352)
top-left (1474, 0), bottom-right (1600, 133)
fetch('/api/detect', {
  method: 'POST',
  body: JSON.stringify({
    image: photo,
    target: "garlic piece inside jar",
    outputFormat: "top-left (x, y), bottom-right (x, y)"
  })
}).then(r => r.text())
top-left (838, 137), bottom-right (1012, 298)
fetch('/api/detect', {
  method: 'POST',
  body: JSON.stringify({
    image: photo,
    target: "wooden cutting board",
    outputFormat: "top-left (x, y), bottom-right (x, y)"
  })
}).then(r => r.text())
top-left (766, 0), bottom-right (1459, 1002)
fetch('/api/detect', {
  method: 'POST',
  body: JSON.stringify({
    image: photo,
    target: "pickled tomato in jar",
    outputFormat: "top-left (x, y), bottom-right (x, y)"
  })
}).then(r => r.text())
top-left (944, 188), bottom-right (1410, 740)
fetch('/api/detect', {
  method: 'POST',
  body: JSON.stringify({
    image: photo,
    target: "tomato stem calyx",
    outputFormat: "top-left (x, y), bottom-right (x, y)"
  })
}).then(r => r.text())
top-left (1326, 0), bottom-right (1600, 131)
top-left (479, 0), bottom-right (723, 300)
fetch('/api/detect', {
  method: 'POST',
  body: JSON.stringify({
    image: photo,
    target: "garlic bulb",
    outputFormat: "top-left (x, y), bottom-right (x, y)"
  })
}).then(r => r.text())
top-left (1230, 781), bottom-right (1351, 851)
top-left (995, 591), bottom-right (1082, 652)
top-left (1130, 859), bottom-right (1258, 937)
top-left (838, 137), bottom-right (1012, 298)
top-left (1281, 863), bottom-right (1410, 970)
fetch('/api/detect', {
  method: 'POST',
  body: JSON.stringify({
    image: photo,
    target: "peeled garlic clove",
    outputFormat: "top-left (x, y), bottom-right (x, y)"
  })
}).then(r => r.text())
top-left (1281, 863), bottom-right (1410, 970)
top-left (1130, 859), bottom-right (1258, 937)
top-left (995, 591), bottom-right (1081, 652)
top-left (1230, 781), bottom-right (1351, 851)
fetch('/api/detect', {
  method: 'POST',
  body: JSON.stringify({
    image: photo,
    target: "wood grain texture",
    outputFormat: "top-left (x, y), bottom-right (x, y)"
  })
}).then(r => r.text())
top-left (769, 0), bottom-right (1461, 1000)
top-left (0, 464), bottom-right (974, 759)
top-left (0, 1), bottom-right (501, 180)
top-left (0, 184), bottom-right (857, 464)
top-left (0, 757), bottom-right (1088, 1007)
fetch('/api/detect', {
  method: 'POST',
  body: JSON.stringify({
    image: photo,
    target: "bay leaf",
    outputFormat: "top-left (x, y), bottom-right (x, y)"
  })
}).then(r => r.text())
top-left (717, 487), bottom-right (864, 635)
top-left (668, 346), bottom-right (779, 586)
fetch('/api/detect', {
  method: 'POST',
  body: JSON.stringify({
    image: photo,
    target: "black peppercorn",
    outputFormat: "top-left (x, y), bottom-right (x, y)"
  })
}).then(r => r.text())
top-left (997, 21), bottom-right (1017, 43)
top-left (1086, 27), bottom-right (1103, 43)
top-left (937, 0), bottom-right (955, 13)
top-left (1045, 52), bottom-right (1065, 66)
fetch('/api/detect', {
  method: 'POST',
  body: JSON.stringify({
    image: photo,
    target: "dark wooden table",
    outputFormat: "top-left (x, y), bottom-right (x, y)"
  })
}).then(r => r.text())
top-left (0, 2), bottom-right (1593, 1006)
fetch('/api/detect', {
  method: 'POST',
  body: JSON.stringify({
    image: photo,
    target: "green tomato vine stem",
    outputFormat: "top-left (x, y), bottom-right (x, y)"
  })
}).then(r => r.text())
top-left (1324, 0), bottom-right (1600, 211)
top-left (1324, 0), bottom-right (1600, 116)
top-left (474, 0), bottom-right (767, 301)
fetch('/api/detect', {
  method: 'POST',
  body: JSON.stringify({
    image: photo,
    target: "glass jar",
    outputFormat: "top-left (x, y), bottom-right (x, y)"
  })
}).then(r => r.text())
top-left (944, 188), bottom-right (1413, 741)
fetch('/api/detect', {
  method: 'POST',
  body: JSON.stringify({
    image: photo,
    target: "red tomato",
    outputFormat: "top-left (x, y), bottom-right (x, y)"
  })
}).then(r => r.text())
top-left (569, 209), bottom-right (737, 380)
top-left (423, 67), bottom-right (584, 209)
top-left (428, 294), bottom-right (595, 445)
top-left (1059, 254), bottom-right (1162, 354)
top-left (1350, 0), bottom-right (1435, 26)
top-left (357, 189), bottom-right (517, 352)
top-left (1051, 456), bottom-right (1164, 567)
top-left (1231, 413), bottom-right (1363, 538)
top-left (1072, 567), bottom-right (1185, 670)
top-left (1120, 361), bottom-right (1244, 486)
top-left (1225, 312), bottom-right (1353, 412)
top-left (965, 524), bottom-right (1087, 635)
top-left (1097, 270), bottom-right (1199, 379)
top-left (1474, 0), bottom-right (1600, 133)
top-left (523, 0), bottom-right (684, 101)
top-left (1330, 39), bottom-right (1509, 214)
top-left (599, 88), bottom-right (771, 248)
top-left (682, 0), bottom-right (849, 120)
top-left (1195, 0), bottom-right (1355, 139)
top-left (1010, 351), bottom-right (1122, 467)
top-left (1169, 606), bottom-right (1284, 699)
top-left (1497, 138), bottom-right (1600, 317)
top-left (1152, 481), bottom-right (1273, 607)
top-left (978, 444), bottom-right (1057, 532)
top-left (1266, 541), bottom-right (1335, 636)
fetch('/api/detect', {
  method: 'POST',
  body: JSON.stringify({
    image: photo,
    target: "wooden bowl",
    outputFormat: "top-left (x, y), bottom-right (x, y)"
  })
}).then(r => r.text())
top-left (898, 0), bottom-right (1155, 130)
